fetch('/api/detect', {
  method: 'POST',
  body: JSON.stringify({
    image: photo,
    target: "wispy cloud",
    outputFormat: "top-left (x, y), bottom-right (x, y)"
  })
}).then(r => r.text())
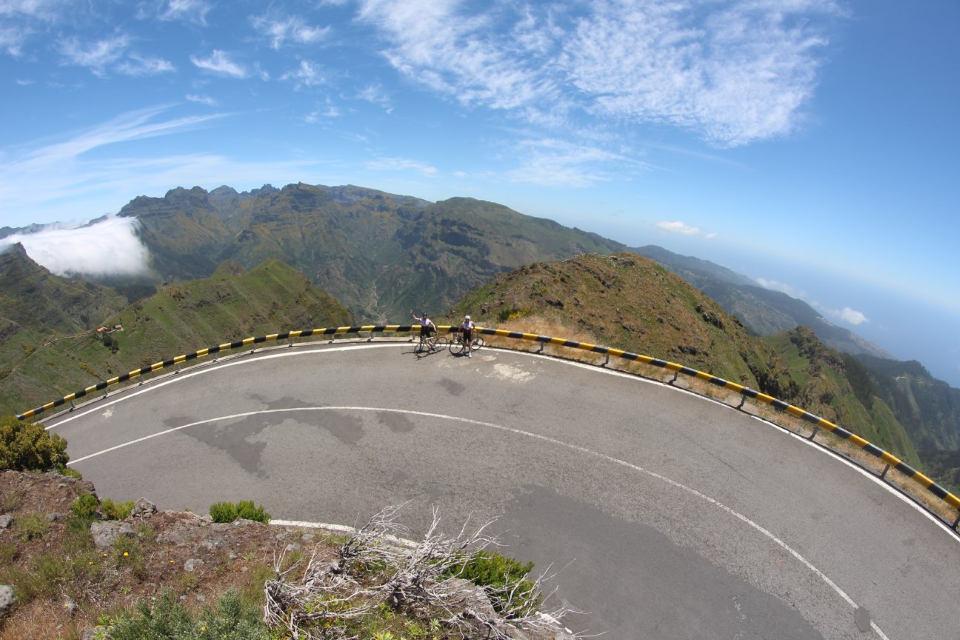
top-left (357, 0), bottom-right (562, 118)
top-left (820, 305), bottom-right (869, 326)
top-left (116, 53), bottom-right (174, 76)
top-left (357, 84), bottom-right (392, 113)
top-left (282, 60), bottom-right (326, 90)
top-left (656, 221), bottom-right (702, 236)
top-left (190, 50), bottom-right (247, 78)
top-left (186, 93), bottom-right (217, 106)
top-left (251, 13), bottom-right (330, 49)
top-left (0, 106), bottom-right (233, 223)
top-left (366, 157), bottom-right (437, 177)
top-left (155, 0), bottom-right (212, 25)
top-left (508, 138), bottom-right (626, 187)
top-left (358, 0), bottom-right (841, 147)
top-left (756, 278), bottom-right (808, 299)
top-left (60, 34), bottom-right (130, 76)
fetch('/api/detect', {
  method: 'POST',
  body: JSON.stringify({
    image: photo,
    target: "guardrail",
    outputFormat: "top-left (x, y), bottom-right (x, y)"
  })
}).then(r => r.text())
top-left (16, 323), bottom-right (960, 526)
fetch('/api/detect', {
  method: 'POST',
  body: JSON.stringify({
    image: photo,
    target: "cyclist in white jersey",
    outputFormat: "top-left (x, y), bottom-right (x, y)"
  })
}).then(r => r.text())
top-left (411, 310), bottom-right (437, 345)
top-left (460, 314), bottom-right (475, 357)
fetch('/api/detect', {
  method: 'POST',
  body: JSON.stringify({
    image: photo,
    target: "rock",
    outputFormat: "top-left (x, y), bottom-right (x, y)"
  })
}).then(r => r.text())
top-left (285, 542), bottom-right (302, 553)
top-left (90, 521), bottom-right (136, 549)
top-left (184, 558), bottom-right (204, 572)
top-left (47, 513), bottom-right (63, 522)
top-left (81, 627), bottom-right (107, 640)
top-left (131, 498), bottom-right (157, 518)
top-left (0, 515), bottom-right (12, 529)
top-left (0, 585), bottom-right (15, 617)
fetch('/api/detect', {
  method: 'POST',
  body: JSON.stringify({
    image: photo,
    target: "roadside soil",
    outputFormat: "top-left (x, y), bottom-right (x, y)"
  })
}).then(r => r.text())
top-left (0, 470), bottom-right (338, 640)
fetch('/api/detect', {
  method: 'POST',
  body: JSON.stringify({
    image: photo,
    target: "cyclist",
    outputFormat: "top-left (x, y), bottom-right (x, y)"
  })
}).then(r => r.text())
top-left (411, 310), bottom-right (437, 348)
top-left (460, 314), bottom-right (475, 357)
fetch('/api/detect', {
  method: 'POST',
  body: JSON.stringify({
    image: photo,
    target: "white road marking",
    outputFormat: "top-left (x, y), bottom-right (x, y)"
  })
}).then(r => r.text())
top-left (70, 403), bottom-right (889, 639)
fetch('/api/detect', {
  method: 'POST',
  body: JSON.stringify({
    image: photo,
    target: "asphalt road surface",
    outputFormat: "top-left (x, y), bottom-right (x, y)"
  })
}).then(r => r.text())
top-left (44, 341), bottom-right (960, 639)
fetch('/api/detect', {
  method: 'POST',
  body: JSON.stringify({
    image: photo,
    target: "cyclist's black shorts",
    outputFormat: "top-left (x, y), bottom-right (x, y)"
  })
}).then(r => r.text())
top-left (463, 330), bottom-right (473, 341)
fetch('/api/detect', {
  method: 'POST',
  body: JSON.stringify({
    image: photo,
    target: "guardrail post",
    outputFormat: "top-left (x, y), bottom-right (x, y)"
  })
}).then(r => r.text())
top-left (880, 464), bottom-right (890, 480)
top-left (289, 338), bottom-right (294, 348)
top-left (602, 354), bottom-right (610, 367)
top-left (69, 400), bottom-right (76, 411)
top-left (737, 396), bottom-right (746, 409)
top-left (537, 343), bottom-right (544, 353)
top-left (808, 426), bottom-right (819, 440)
top-left (175, 364), bottom-right (181, 374)
top-left (952, 514), bottom-right (960, 531)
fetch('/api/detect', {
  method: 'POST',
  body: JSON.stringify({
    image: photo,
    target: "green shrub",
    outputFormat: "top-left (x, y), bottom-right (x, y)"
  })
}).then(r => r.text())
top-left (102, 498), bottom-right (134, 520)
top-left (71, 494), bottom-right (100, 519)
top-left (107, 589), bottom-right (270, 640)
top-left (235, 500), bottom-right (270, 524)
top-left (209, 500), bottom-right (270, 524)
top-left (209, 502), bottom-right (238, 523)
top-left (0, 415), bottom-right (68, 471)
top-left (447, 550), bottom-right (542, 618)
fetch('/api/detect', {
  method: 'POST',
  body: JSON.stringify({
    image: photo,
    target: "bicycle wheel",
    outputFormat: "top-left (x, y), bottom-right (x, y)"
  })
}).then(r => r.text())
top-left (471, 336), bottom-right (484, 351)
top-left (433, 336), bottom-right (448, 351)
top-left (448, 336), bottom-right (466, 356)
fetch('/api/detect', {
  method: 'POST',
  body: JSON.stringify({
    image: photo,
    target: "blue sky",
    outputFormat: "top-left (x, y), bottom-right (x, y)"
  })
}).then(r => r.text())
top-left (1, 0), bottom-right (958, 385)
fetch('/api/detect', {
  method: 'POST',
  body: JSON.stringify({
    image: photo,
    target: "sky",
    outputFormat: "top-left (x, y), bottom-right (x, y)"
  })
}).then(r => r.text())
top-left (1, 0), bottom-right (958, 385)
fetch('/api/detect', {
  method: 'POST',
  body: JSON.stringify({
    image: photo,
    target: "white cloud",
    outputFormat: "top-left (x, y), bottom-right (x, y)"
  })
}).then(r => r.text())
top-left (305, 101), bottom-right (341, 122)
top-left (190, 50), bottom-right (247, 78)
top-left (157, 0), bottom-right (212, 25)
top-left (3, 216), bottom-right (151, 278)
top-left (357, 84), bottom-right (392, 113)
top-left (839, 308), bottom-right (868, 325)
top-left (508, 137), bottom-right (624, 187)
top-left (656, 221), bottom-right (701, 236)
top-left (366, 157), bottom-right (437, 177)
top-left (282, 59), bottom-right (326, 89)
top-left (251, 13), bottom-right (330, 49)
top-left (0, 106), bottom-right (232, 224)
top-left (186, 93), bottom-right (217, 106)
top-left (818, 304), bottom-right (869, 326)
top-left (357, 0), bottom-right (841, 147)
top-left (116, 53), bottom-right (174, 76)
top-left (60, 34), bottom-right (130, 76)
top-left (755, 277), bottom-right (807, 298)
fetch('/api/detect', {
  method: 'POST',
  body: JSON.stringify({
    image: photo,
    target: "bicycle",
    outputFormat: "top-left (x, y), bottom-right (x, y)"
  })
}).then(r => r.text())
top-left (415, 332), bottom-right (447, 355)
top-left (448, 331), bottom-right (483, 356)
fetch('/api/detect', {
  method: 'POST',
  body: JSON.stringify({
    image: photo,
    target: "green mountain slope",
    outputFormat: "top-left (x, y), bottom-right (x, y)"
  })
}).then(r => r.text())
top-left (118, 183), bottom-right (626, 321)
top-left (0, 243), bottom-right (128, 334)
top-left (854, 355), bottom-right (960, 451)
top-left (452, 252), bottom-right (795, 398)
top-left (763, 327), bottom-right (920, 466)
top-left (633, 245), bottom-right (894, 358)
top-left (1, 259), bottom-right (351, 417)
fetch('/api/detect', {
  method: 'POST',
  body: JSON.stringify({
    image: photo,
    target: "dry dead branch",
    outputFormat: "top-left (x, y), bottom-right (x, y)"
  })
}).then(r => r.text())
top-left (262, 505), bottom-right (581, 639)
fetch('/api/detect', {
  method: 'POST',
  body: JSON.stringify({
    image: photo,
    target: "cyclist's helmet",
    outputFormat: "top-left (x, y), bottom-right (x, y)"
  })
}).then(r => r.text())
top-left (465, 315), bottom-right (471, 320)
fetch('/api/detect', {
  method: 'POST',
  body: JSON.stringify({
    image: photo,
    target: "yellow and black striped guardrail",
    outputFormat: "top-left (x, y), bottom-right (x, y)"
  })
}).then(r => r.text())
top-left (17, 323), bottom-right (960, 524)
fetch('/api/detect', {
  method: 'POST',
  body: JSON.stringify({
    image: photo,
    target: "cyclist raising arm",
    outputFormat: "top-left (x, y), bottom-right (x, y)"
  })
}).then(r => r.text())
top-left (411, 310), bottom-right (437, 346)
